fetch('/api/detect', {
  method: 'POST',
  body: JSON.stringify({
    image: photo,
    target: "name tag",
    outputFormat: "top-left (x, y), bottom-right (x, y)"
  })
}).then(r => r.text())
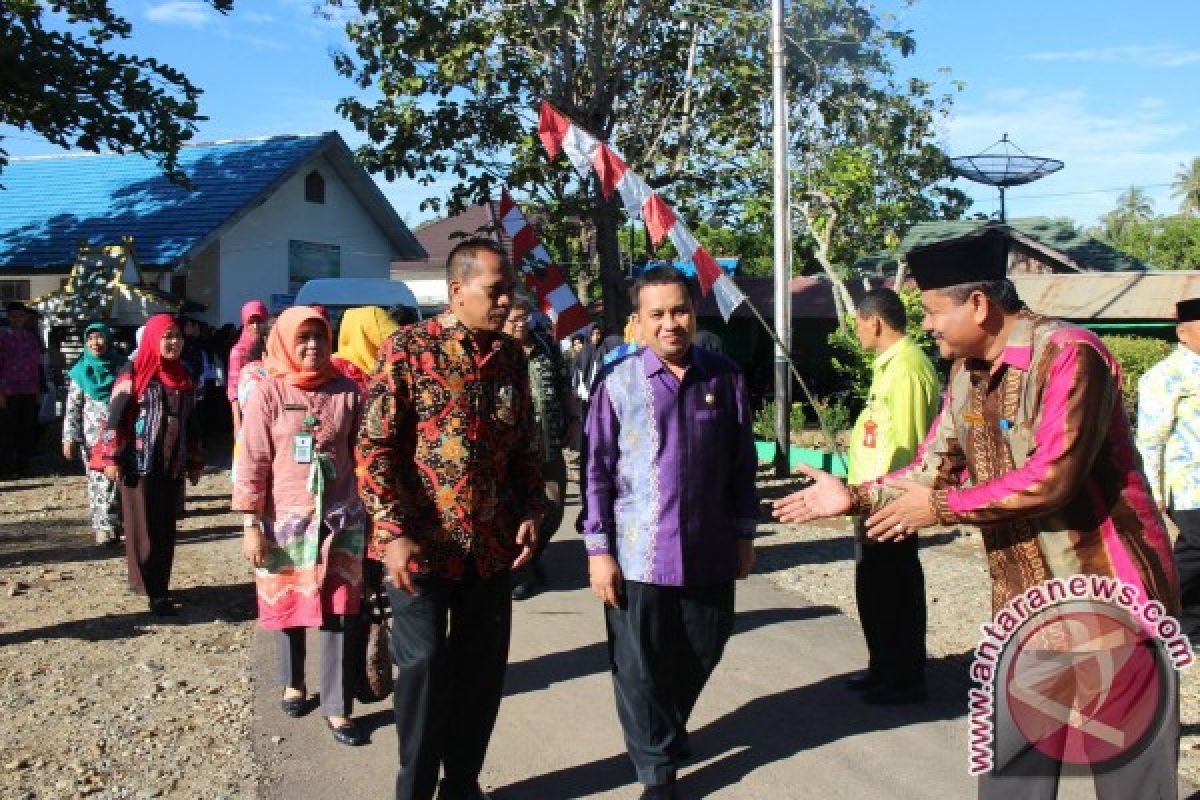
top-left (293, 432), bottom-right (314, 464)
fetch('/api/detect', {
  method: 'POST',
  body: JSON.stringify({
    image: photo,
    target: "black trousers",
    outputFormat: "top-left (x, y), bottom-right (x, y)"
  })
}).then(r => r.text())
top-left (1170, 509), bottom-right (1200, 637)
top-left (121, 471), bottom-right (181, 599)
top-left (0, 393), bottom-right (39, 475)
top-left (386, 569), bottom-right (512, 800)
top-left (854, 518), bottom-right (927, 688)
top-left (606, 580), bottom-right (736, 786)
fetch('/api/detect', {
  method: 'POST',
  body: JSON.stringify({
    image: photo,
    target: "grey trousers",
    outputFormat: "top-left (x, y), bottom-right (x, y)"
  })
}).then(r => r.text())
top-left (275, 616), bottom-right (355, 718)
top-left (979, 665), bottom-right (1179, 800)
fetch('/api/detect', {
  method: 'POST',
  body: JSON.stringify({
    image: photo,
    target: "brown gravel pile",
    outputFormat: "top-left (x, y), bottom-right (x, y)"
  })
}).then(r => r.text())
top-left (0, 473), bottom-right (259, 800)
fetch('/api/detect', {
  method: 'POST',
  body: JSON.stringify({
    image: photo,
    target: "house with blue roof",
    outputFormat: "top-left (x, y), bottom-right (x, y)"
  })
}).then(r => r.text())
top-left (0, 132), bottom-right (425, 325)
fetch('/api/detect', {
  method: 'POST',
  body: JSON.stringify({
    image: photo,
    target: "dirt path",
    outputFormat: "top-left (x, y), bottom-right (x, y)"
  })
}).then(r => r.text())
top-left (2, 463), bottom-right (1197, 798)
top-left (0, 472), bottom-right (259, 800)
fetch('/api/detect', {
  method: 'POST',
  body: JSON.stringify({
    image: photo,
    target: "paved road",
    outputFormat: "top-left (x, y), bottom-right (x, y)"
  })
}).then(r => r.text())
top-left (250, 489), bottom-right (992, 799)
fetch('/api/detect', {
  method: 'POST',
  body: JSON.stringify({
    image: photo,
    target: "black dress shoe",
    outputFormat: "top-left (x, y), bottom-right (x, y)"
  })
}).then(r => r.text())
top-left (435, 781), bottom-right (492, 800)
top-left (845, 672), bottom-right (883, 691)
top-left (639, 781), bottom-right (678, 800)
top-left (148, 597), bottom-right (177, 617)
top-left (861, 684), bottom-right (928, 705)
top-left (511, 578), bottom-right (539, 601)
top-left (325, 718), bottom-right (366, 746)
top-left (280, 693), bottom-right (308, 718)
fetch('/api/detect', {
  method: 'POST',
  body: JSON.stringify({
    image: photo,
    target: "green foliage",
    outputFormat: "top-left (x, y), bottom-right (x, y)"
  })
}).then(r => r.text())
top-left (812, 397), bottom-right (854, 435)
top-left (1101, 334), bottom-right (1174, 416)
top-left (330, 0), bottom-right (969, 324)
top-left (1092, 213), bottom-right (1200, 270)
top-left (826, 287), bottom-right (933, 408)
top-left (753, 400), bottom-right (807, 441)
top-left (0, 1), bottom-right (233, 183)
top-left (1173, 157), bottom-right (1200, 216)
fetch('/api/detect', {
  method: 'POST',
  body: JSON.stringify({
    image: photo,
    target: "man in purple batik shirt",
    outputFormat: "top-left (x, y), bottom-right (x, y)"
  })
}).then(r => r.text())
top-left (580, 265), bottom-right (757, 800)
top-left (0, 302), bottom-right (45, 477)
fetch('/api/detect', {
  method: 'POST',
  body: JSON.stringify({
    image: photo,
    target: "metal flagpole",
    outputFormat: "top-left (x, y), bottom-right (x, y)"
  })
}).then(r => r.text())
top-left (771, 0), bottom-right (792, 477)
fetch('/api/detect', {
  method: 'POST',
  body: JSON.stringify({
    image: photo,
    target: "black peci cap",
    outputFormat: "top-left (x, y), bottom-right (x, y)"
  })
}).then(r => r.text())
top-left (1177, 297), bottom-right (1200, 323)
top-left (907, 225), bottom-right (1010, 291)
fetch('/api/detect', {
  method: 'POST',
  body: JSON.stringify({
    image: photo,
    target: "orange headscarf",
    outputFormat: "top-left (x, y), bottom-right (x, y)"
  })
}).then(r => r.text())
top-left (264, 306), bottom-right (340, 390)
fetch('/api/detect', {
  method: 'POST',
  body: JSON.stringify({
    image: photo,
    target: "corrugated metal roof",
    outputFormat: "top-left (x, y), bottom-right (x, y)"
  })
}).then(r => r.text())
top-left (1010, 271), bottom-right (1200, 320)
top-left (0, 132), bottom-right (426, 271)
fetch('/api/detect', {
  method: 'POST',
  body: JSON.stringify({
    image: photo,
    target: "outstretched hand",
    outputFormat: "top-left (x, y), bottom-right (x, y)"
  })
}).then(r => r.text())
top-left (771, 462), bottom-right (853, 524)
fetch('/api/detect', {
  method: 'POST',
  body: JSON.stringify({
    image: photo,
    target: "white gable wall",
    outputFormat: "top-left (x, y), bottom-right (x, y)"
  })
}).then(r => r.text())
top-left (213, 154), bottom-right (395, 325)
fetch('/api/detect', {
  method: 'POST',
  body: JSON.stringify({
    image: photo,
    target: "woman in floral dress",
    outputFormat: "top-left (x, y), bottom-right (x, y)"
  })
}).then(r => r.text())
top-left (62, 322), bottom-right (126, 545)
top-left (232, 306), bottom-right (366, 746)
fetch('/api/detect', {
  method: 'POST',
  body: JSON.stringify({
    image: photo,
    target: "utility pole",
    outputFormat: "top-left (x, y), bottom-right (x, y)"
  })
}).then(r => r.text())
top-left (771, 0), bottom-right (791, 477)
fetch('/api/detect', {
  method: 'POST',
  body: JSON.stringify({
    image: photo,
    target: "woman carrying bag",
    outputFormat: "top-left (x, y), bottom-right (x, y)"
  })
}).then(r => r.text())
top-left (232, 306), bottom-right (367, 746)
top-left (92, 315), bottom-right (203, 616)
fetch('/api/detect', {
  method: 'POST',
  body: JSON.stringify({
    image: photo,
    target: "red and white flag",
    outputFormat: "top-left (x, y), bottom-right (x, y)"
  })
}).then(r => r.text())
top-left (496, 191), bottom-right (591, 340)
top-left (536, 101), bottom-right (746, 320)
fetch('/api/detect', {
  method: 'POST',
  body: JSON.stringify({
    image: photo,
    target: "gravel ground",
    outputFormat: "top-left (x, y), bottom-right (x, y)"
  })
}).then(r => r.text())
top-left (754, 469), bottom-right (1200, 794)
top-left (2, 458), bottom-right (1196, 798)
top-left (0, 470), bottom-right (260, 800)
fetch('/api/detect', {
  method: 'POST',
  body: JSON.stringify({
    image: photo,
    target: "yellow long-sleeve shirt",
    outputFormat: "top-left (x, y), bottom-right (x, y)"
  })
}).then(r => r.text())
top-left (847, 336), bottom-right (940, 485)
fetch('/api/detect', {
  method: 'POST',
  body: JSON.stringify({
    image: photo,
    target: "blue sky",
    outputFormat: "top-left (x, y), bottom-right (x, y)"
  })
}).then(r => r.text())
top-left (4, 0), bottom-right (1199, 230)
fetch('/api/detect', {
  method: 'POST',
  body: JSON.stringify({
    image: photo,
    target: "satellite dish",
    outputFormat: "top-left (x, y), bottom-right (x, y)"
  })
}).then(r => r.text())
top-left (950, 134), bottom-right (1063, 221)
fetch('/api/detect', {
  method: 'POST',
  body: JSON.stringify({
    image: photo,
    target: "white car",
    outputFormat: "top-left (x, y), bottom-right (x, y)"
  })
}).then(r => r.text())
top-left (293, 278), bottom-right (423, 333)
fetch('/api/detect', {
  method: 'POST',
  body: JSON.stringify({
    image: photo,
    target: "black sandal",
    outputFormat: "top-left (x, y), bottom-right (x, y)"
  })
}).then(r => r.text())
top-left (280, 690), bottom-right (308, 718)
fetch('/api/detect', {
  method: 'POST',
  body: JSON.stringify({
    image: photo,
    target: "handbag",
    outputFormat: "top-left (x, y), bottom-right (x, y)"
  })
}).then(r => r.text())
top-left (355, 563), bottom-right (395, 703)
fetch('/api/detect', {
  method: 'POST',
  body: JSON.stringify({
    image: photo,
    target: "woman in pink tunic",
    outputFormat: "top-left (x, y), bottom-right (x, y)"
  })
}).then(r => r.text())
top-left (232, 306), bottom-right (366, 746)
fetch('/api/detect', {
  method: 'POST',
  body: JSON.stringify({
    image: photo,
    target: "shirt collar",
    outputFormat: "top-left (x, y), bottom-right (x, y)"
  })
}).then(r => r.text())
top-left (873, 337), bottom-right (908, 372)
top-left (966, 309), bottom-right (1036, 375)
top-left (642, 344), bottom-right (698, 378)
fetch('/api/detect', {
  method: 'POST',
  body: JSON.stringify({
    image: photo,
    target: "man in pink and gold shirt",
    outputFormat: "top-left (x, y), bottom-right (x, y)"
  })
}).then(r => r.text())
top-left (774, 225), bottom-right (1180, 799)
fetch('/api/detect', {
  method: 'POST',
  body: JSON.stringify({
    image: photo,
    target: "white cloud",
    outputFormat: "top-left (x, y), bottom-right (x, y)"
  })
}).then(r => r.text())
top-left (145, 1), bottom-right (214, 27)
top-left (940, 90), bottom-right (1193, 225)
top-left (241, 11), bottom-right (275, 25)
top-left (1024, 44), bottom-right (1200, 68)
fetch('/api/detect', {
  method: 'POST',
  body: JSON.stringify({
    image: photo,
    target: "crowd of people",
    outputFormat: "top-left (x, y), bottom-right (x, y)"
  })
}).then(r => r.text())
top-left (1, 225), bottom-right (1197, 799)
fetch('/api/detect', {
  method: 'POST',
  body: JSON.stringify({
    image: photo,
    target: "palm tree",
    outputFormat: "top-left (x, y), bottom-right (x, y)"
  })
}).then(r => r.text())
top-left (1115, 186), bottom-right (1154, 221)
top-left (1171, 157), bottom-right (1200, 216)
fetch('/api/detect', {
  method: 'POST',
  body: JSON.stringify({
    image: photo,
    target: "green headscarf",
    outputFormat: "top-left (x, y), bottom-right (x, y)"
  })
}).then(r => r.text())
top-left (68, 323), bottom-right (126, 402)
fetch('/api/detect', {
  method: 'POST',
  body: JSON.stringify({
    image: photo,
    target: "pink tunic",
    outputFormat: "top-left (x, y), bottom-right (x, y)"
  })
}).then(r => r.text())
top-left (232, 375), bottom-right (365, 629)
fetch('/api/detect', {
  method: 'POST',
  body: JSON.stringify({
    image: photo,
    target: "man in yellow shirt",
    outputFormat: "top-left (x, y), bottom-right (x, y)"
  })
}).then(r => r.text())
top-left (845, 288), bottom-right (940, 704)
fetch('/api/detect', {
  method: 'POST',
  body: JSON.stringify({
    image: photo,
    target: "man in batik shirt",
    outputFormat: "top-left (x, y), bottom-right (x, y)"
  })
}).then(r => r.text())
top-left (1138, 297), bottom-right (1200, 644)
top-left (774, 225), bottom-right (1180, 799)
top-left (357, 238), bottom-right (543, 800)
top-left (582, 266), bottom-right (757, 800)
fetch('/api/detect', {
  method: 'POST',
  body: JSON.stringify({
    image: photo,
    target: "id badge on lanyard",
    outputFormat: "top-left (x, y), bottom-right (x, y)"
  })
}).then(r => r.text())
top-left (293, 432), bottom-right (314, 464)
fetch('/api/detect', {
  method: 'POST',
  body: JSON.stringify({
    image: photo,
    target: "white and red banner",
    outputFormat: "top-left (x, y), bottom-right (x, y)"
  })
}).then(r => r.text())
top-left (496, 191), bottom-right (591, 340)
top-left (536, 101), bottom-right (746, 320)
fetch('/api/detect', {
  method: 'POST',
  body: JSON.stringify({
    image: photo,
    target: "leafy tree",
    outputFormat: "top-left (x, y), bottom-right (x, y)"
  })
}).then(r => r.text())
top-left (1172, 156), bottom-right (1200, 216)
top-left (0, 1), bottom-right (233, 183)
top-left (330, 0), bottom-right (965, 328)
top-left (1093, 213), bottom-right (1200, 270)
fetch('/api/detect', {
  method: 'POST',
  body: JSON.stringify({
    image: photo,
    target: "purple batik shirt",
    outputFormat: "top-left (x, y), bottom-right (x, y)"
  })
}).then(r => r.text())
top-left (0, 329), bottom-right (42, 396)
top-left (580, 346), bottom-right (758, 587)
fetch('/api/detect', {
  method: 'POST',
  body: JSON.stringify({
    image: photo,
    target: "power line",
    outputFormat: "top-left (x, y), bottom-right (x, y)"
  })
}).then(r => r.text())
top-left (970, 182), bottom-right (1176, 200)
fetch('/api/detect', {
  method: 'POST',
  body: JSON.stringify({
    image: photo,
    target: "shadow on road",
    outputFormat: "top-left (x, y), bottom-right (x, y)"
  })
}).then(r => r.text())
top-left (0, 580), bottom-right (256, 646)
top-left (503, 605), bottom-right (842, 698)
top-left (498, 650), bottom-right (970, 799)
